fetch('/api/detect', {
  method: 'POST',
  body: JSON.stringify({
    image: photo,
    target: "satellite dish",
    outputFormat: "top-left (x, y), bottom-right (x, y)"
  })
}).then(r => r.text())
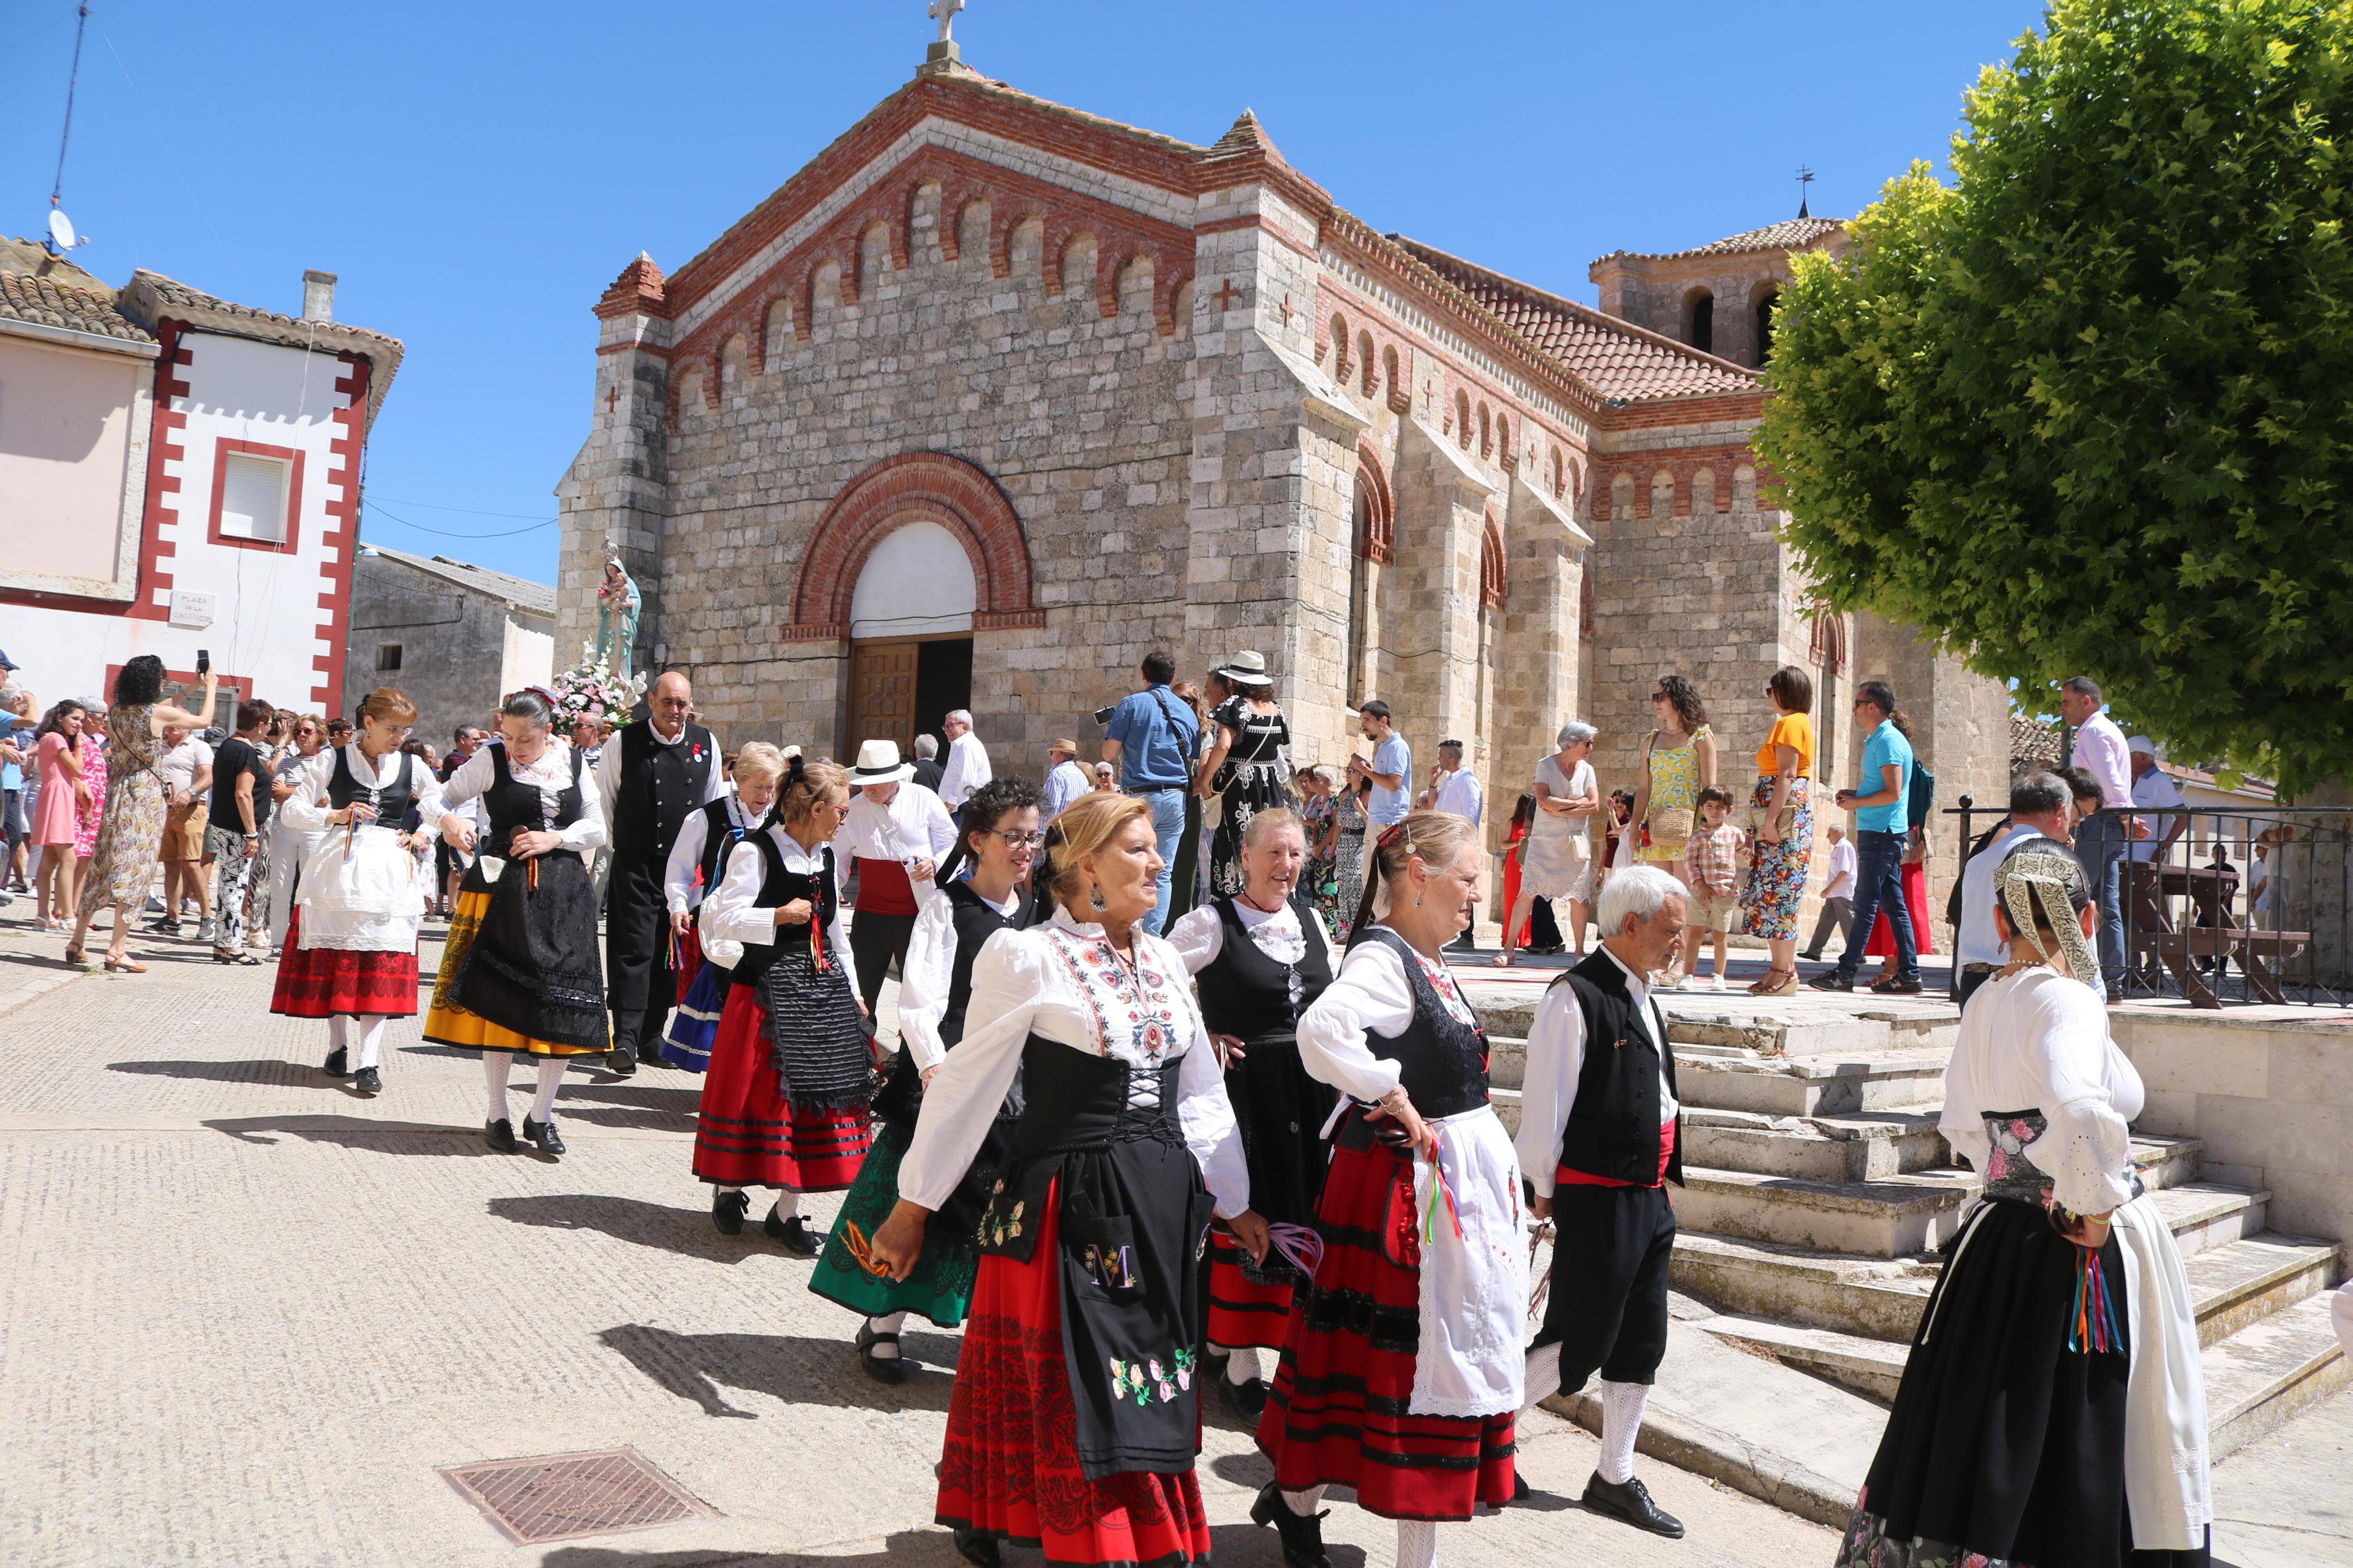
top-left (46, 208), bottom-right (78, 252)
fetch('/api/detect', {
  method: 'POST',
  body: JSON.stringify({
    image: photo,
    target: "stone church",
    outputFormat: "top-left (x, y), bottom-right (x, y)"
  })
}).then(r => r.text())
top-left (557, 37), bottom-right (2005, 905)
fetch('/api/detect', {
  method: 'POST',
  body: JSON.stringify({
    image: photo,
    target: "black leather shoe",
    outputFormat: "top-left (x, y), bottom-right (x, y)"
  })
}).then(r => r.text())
top-left (1249, 1480), bottom-right (1332, 1567)
top-left (1513, 1471), bottom-right (1531, 1501)
top-left (1807, 972), bottom-right (1855, 992)
top-left (523, 1115), bottom-right (566, 1158)
top-left (323, 1046), bottom-right (348, 1078)
top-left (638, 1041), bottom-right (667, 1066)
top-left (484, 1118), bottom-right (520, 1154)
top-left (1581, 1472), bottom-right (1684, 1538)
top-left (712, 1188), bottom-right (750, 1235)
top-left (606, 1047), bottom-right (637, 1077)
top-left (1216, 1371), bottom-right (1268, 1423)
top-left (857, 1320), bottom-right (907, 1384)
top-left (352, 1065), bottom-right (382, 1096)
top-left (769, 1207), bottom-right (821, 1257)
top-left (951, 1527), bottom-right (1000, 1568)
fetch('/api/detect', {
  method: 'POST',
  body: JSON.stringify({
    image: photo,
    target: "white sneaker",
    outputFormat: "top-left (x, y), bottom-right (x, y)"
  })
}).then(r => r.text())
top-left (1706, 974), bottom-right (1727, 991)
top-left (196, 919), bottom-right (217, 943)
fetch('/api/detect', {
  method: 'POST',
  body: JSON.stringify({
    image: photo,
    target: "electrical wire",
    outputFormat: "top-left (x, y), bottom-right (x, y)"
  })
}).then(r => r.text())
top-left (368, 497), bottom-right (564, 521)
top-left (361, 498), bottom-right (555, 540)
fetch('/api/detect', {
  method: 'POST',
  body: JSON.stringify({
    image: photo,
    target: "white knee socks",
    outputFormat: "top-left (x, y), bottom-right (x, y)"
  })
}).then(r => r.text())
top-left (1598, 1378), bottom-right (1651, 1485)
top-left (530, 1059), bottom-right (565, 1120)
top-left (1521, 1341), bottom-right (1563, 1410)
top-left (353, 1015), bottom-right (388, 1071)
top-left (1280, 1485), bottom-right (1325, 1517)
top-left (1396, 1519), bottom-right (1439, 1568)
top-left (771, 1190), bottom-right (799, 1222)
top-left (484, 1053), bottom-right (512, 1119)
top-left (1213, 1343), bottom-right (1260, 1384)
top-left (328, 1016), bottom-right (349, 1053)
top-left (866, 1311), bottom-right (906, 1360)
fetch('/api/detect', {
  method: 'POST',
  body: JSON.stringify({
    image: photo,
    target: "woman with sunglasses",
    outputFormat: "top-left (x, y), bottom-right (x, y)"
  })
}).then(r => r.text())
top-left (1626, 676), bottom-right (1715, 982)
top-left (1167, 806), bottom-right (1339, 1424)
top-left (691, 755), bottom-right (871, 1256)
top-left (813, 775), bottom-right (1043, 1382)
top-left (272, 687), bottom-right (446, 1094)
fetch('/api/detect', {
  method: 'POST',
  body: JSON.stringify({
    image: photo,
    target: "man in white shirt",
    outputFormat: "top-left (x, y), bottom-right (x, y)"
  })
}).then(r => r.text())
top-left (2125, 739), bottom-right (2187, 863)
top-left (835, 738), bottom-right (961, 1021)
top-left (1798, 823), bottom-right (1856, 961)
top-left (938, 709), bottom-right (992, 813)
top-left (2060, 675), bottom-right (2137, 999)
top-left (1517, 864), bottom-right (1690, 1540)
top-left (1039, 737), bottom-right (1090, 823)
top-left (1428, 740), bottom-right (1484, 951)
top-left (1954, 772), bottom-right (2074, 1007)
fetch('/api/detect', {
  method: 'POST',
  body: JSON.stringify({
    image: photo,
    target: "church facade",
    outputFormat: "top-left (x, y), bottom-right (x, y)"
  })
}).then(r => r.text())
top-left (558, 44), bottom-right (2005, 905)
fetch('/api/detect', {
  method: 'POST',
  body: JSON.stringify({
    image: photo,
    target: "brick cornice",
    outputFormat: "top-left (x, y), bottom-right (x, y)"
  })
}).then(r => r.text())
top-left (786, 450), bottom-right (1039, 643)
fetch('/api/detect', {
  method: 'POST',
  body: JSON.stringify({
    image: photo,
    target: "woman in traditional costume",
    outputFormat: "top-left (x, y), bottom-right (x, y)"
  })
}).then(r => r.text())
top-left (693, 756), bottom-right (872, 1256)
top-left (659, 743), bottom-right (785, 1071)
top-left (867, 790), bottom-right (1269, 1568)
top-left (1837, 846), bottom-right (2211, 1567)
top-left (1167, 806), bottom-right (1336, 1423)
top-left (1256, 809), bottom-right (1527, 1568)
top-left (814, 775), bottom-right (1042, 1382)
top-left (272, 688), bottom-right (444, 1096)
top-left (425, 689), bottom-right (609, 1157)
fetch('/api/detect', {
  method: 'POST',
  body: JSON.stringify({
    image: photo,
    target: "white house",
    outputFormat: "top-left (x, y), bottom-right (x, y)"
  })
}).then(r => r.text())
top-left (0, 239), bottom-right (402, 720)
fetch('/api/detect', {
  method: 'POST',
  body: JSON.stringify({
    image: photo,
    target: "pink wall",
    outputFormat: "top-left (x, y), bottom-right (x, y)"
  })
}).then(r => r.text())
top-left (0, 335), bottom-right (139, 583)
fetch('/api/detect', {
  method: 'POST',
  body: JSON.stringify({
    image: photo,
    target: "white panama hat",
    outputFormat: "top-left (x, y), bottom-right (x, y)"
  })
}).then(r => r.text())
top-left (851, 738), bottom-right (917, 786)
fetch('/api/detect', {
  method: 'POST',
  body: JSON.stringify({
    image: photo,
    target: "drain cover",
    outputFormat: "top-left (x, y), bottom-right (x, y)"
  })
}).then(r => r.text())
top-left (438, 1448), bottom-right (713, 1545)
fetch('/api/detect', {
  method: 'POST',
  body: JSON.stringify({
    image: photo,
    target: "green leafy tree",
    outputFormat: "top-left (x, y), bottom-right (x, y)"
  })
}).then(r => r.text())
top-left (1759, 0), bottom-right (2353, 793)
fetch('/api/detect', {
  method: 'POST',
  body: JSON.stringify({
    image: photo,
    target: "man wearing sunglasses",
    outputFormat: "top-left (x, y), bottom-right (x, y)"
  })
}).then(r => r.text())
top-left (1811, 681), bottom-right (1921, 994)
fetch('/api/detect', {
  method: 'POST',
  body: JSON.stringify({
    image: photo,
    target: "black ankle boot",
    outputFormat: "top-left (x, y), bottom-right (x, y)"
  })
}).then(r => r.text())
top-left (1250, 1481), bottom-right (1331, 1567)
top-left (950, 1527), bottom-right (1000, 1568)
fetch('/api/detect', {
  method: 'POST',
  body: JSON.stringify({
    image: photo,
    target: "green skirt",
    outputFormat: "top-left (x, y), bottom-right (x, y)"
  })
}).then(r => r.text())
top-left (809, 1118), bottom-right (982, 1328)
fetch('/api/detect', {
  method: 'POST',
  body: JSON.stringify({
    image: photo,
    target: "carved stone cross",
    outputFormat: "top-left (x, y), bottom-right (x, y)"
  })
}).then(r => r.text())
top-left (929, 0), bottom-right (964, 43)
top-left (606, 384), bottom-right (619, 415)
top-left (1212, 278), bottom-right (1242, 311)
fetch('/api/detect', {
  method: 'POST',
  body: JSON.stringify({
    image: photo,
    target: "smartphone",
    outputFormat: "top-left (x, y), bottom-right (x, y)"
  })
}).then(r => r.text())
top-left (1094, 705), bottom-right (1117, 727)
top-left (195, 649), bottom-right (210, 677)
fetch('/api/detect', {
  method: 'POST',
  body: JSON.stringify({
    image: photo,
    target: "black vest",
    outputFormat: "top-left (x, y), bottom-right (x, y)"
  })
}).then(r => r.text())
top-left (939, 879), bottom-right (1037, 1048)
top-left (1357, 926), bottom-right (1490, 1122)
top-left (693, 797), bottom-right (757, 901)
top-left (1552, 949), bottom-right (1684, 1187)
top-left (728, 832), bottom-right (836, 992)
top-left (1197, 895), bottom-right (1333, 1047)
top-left (326, 746), bottom-right (415, 826)
top-left (480, 744), bottom-right (584, 845)
top-left (611, 720), bottom-right (714, 865)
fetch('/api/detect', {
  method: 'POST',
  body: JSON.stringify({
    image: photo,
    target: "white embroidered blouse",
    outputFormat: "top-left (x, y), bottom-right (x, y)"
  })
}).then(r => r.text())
top-left (895, 880), bottom-right (1026, 1073)
top-left (1167, 898), bottom-right (1335, 975)
top-left (1940, 966), bottom-right (2144, 1215)
top-left (1293, 927), bottom-right (1480, 1106)
top-left (701, 825), bottom-right (851, 965)
top-left (438, 741), bottom-right (606, 861)
top-left (897, 908), bottom-right (1251, 1219)
top-left (662, 795), bottom-right (763, 914)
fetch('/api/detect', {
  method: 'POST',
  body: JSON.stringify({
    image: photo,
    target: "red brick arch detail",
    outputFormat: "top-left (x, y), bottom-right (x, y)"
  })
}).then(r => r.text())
top-left (783, 452), bottom-right (1045, 643)
top-left (1479, 505), bottom-right (1507, 610)
top-left (1355, 439), bottom-right (1394, 565)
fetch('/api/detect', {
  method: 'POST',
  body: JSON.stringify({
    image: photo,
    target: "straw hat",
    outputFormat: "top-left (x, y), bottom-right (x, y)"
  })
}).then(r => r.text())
top-left (1214, 650), bottom-right (1269, 685)
top-left (850, 738), bottom-right (916, 786)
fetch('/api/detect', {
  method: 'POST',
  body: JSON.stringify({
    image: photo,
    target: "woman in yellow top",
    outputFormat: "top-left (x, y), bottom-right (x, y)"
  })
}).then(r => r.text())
top-left (1737, 666), bottom-right (1817, 996)
top-left (1628, 674), bottom-right (1716, 872)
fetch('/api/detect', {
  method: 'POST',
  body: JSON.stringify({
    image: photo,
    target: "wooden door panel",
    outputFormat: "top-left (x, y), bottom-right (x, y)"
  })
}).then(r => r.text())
top-left (847, 641), bottom-right (920, 757)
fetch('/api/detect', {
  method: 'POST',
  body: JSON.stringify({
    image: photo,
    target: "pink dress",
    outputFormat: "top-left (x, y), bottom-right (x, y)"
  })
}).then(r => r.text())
top-left (74, 734), bottom-right (108, 859)
top-left (33, 734), bottom-right (80, 846)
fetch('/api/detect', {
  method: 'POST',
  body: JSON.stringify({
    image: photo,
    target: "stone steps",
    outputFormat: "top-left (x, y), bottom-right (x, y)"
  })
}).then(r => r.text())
top-left (1464, 987), bottom-right (1961, 1059)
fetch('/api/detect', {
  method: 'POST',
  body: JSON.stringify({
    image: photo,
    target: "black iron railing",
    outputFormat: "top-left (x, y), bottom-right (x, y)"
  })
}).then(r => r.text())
top-left (1947, 797), bottom-right (2353, 1009)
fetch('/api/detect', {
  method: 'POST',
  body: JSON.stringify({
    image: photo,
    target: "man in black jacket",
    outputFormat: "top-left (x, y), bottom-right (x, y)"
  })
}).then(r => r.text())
top-left (1516, 862), bottom-right (1690, 1539)
top-left (593, 673), bottom-right (722, 1075)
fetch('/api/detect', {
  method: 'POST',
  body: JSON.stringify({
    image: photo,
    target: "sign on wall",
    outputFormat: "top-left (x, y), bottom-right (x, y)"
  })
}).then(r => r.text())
top-left (168, 591), bottom-right (217, 629)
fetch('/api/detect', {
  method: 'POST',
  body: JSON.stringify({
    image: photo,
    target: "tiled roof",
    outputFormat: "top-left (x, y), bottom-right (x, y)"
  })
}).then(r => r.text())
top-left (1390, 237), bottom-right (1758, 402)
top-left (2012, 713), bottom-right (2063, 766)
top-left (0, 237), bottom-right (153, 344)
top-left (362, 545), bottom-right (556, 617)
top-left (125, 270), bottom-right (402, 353)
top-left (1603, 216), bottom-right (1846, 263)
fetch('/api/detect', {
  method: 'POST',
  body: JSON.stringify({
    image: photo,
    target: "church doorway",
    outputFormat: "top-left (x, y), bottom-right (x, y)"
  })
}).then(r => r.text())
top-left (844, 517), bottom-right (979, 756)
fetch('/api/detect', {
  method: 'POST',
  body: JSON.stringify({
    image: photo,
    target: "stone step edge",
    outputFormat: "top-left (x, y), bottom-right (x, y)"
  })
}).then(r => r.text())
top-left (1537, 1387), bottom-right (1857, 1533)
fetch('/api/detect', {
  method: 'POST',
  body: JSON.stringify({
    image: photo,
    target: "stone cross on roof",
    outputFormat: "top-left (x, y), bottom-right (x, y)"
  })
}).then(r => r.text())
top-left (929, 0), bottom-right (964, 43)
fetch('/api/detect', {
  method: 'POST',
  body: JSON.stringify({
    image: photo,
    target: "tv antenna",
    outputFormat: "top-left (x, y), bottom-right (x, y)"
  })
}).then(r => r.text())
top-left (44, 2), bottom-right (94, 256)
top-left (1795, 165), bottom-right (1816, 220)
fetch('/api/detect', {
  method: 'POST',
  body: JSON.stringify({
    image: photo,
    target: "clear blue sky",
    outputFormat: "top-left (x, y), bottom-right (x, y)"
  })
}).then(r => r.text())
top-left (3, 0), bottom-right (2048, 585)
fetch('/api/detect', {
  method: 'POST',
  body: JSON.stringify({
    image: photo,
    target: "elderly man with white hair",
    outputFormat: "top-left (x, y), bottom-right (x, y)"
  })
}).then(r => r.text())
top-left (936, 709), bottom-right (992, 813)
top-left (1516, 863), bottom-right (1690, 1541)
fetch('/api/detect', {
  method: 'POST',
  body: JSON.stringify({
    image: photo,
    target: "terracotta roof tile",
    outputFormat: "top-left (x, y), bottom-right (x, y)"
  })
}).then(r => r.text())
top-left (125, 270), bottom-right (401, 353)
top-left (1391, 237), bottom-right (1757, 403)
top-left (0, 238), bottom-right (152, 344)
top-left (1603, 216), bottom-right (1845, 263)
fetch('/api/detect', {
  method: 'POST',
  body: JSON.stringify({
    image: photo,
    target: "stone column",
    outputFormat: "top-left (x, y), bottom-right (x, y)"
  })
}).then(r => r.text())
top-left (1496, 469), bottom-right (1590, 855)
top-left (1387, 416), bottom-right (1494, 774)
top-left (556, 254), bottom-right (673, 684)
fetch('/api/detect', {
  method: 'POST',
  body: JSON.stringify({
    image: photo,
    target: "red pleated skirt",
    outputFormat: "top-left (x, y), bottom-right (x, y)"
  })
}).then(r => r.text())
top-left (270, 909), bottom-right (420, 1019)
top-left (937, 1176), bottom-right (1213, 1566)
top-left (691, 983), bottom-right (871, 1191)
top-left (1205, 1230), bottom-right (1294, 1352)
top-left (672, 921), bottom-right (702, 1001)
top-left (1257, 1136), bottom-right (1517, 1520)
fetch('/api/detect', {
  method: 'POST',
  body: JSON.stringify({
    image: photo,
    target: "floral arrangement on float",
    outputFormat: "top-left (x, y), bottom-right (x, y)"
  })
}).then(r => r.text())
top-left (548, 650), bottom-right (642, 738)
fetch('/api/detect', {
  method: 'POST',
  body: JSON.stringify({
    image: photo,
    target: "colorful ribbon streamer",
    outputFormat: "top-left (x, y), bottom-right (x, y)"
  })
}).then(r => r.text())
top-left (2068, 1245), bottom-right (2120, 1354)
top-left (1420, 1129), bottom-right (1465, 1245)
top-left (1264, 1221), bottom-right (1325, 1279)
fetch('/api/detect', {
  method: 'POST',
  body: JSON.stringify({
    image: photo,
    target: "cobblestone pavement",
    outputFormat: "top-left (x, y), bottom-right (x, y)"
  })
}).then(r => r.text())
top-left (0, 911), bottom-right (1844, 1566)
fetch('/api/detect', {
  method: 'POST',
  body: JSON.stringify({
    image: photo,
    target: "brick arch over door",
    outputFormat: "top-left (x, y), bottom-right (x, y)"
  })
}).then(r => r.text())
top-left (785, 451), bottom-right (1045, 642)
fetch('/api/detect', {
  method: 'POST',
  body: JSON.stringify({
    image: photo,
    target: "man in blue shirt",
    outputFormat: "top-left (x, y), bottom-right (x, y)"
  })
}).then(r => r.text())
top-left (1101, 649), bottom-right (1199, 934)
top-left (1351, 701), bottom-right (1411, 827)
top-left (1813, 680), bottom-right (1921, 993)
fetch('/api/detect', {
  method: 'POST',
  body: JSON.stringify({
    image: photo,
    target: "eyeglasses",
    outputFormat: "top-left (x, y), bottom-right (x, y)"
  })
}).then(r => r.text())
top-left (987, 830), bottom-right (1046, 849)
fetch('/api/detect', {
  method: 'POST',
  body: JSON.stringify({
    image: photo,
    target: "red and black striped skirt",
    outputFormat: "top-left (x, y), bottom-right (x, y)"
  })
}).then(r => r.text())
top-left (1255, 1136), bottom-right (1517, 1520)
top-left (1205, 1230), bottom-right (1294, 1351)
top-left (691, 983), bottom-right (871, 1191)
top-left (269, 910), bottom-right (420, 1019)
top-left (937, 1176), bottom-right (1213, 1566)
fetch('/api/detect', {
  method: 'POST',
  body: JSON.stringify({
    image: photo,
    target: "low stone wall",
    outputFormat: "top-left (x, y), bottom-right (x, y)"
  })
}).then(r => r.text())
top-left (2111, 1008), bottom-right (2353, 1243)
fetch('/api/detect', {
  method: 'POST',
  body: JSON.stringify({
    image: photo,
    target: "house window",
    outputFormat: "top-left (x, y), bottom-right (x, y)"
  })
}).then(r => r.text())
top-left (218, 452), bottom-right (292, 544)
top-left (376, 644), bottom-right (403, 673)
top-left (1688, 291), bottom-right (1714, 354)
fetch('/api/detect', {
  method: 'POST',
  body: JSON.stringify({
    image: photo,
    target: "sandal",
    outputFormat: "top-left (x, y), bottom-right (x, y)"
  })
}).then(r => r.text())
top-left (63, 945), bottom-right (86, 968)
top-left (104, 955), bottom-right (148, 974)
top-left (1751, 966), bottom-right (1798, 997)
top-left (214, 950), bottom-right (261, 966)
top-left (1489, 950), bottom-right (1518, 968)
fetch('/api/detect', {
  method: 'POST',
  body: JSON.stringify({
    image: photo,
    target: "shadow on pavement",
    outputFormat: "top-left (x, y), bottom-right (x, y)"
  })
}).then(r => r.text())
top-left (539, 1522), bottom-right (1360, 1567)
top-left (596, 1323), bottom-right (959, 1418)
top-left (203, 1115), bottom-right (500, 1153)
top-left (490, 1193), bottom-right (787, 1264)
top-left (111, 1058), bottom-right (346, 1088)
